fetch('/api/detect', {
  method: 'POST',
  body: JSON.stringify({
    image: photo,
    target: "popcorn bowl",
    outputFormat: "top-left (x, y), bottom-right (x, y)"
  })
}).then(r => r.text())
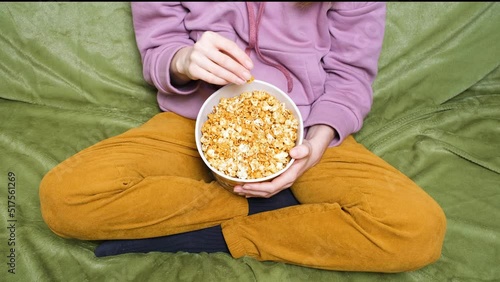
top-left (195, 80), bottom-right (304, 192)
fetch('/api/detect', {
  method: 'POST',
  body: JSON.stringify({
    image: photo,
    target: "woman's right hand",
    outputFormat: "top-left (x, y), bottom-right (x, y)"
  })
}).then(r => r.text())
top-left (170, 31), bottom-right (254, 86)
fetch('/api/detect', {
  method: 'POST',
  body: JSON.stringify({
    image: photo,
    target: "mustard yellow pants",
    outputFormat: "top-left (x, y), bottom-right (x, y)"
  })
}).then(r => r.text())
top-left (39, 112), bottom-right (446, 272)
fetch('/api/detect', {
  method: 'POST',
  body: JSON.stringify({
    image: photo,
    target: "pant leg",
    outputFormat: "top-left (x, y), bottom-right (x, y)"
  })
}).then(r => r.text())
top-left (221, 136), bottom-right (446, 272)
top-left (39, 112), bottom-right (248, 240)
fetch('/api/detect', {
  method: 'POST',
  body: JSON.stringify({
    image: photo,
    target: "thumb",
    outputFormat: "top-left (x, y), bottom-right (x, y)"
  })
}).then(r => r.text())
top-left (289, 141), bottom-right (312, 159)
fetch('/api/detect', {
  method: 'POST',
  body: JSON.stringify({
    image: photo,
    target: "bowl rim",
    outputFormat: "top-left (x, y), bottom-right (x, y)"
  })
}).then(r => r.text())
top-left (195, 79), bottom-right (304, 184)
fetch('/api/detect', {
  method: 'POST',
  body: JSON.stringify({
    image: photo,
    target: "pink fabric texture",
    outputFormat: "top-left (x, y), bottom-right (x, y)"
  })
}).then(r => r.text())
top-left (131, 2), bottom-right (386, 146)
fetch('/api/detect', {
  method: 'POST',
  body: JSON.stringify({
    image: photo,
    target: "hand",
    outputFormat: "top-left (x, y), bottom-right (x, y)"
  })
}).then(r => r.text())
top-left (233, 125), bottom-right (335, 198)
top-left (170, 31), bottom-right (253, 86)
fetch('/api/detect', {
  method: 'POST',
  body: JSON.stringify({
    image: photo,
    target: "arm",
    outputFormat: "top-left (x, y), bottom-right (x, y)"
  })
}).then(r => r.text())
top-left (234, 2), bottom-right (386, 197)
top-left (169, 32), bottom-right (253, 86)
top-left (131, 2), bottom-right (253, 94)
top-left (309, 2), bottom-right (386, 146)
top-left (131, 2), bottom-right (198, 94)
top-left (234, 124), bottom-right (335, 198)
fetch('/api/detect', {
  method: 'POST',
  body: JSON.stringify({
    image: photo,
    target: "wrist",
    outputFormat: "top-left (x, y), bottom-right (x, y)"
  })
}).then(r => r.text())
top-left (170, 46), bottom-right (192, 85)
top-left (305, 124), bottom-right (335, 148)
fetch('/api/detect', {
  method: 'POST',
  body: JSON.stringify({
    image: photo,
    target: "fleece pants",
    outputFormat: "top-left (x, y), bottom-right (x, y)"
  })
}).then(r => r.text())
top-left (39, 112), bottom-right (446, 272)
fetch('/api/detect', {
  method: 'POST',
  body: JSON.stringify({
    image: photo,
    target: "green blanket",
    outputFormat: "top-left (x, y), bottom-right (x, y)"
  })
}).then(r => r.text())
top-left (1, 2), bottom-right (499, 281)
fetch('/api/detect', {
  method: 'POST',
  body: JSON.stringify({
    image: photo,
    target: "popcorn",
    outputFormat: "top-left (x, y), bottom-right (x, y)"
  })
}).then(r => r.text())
top-left (200, 90), bottom-right (299, 180)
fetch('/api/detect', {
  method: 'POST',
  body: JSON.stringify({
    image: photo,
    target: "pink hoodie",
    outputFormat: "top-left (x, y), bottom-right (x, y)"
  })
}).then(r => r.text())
top-left (131, 2), bottom-right (386, 146)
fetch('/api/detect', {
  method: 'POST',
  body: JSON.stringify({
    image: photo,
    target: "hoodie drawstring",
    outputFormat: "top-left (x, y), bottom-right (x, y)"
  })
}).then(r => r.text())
top-left (245, 2), bottom-right (294, 93)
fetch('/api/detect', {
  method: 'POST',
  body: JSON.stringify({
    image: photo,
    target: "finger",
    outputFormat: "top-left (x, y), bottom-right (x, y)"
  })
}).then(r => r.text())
top-left (189, 51), bottom-right (246, 84)
top-left (233, 185), bottom-right (246, 196)
top-left (289, 142), bottom-right (312, 159)
top-left (240, 183), bottom-right (275, 198)
top-left (245, 189), bottom-right (274, 198)
top-left (240, 159), bottom-right (304, 194)
top-left (242, 178), bottom-right (292, 198)
top-left (187, 63), bottom-right (232, 85)
top-left (206, 50), bottom-right (252, 84)
top-left (197, 33), bottom-right (253, 82)
top-left (212, 36), bottom-right (253, 70)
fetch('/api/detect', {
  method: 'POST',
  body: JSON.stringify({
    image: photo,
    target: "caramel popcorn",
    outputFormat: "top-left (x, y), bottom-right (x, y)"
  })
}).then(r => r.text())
top-left (200, 90), bottom-right (299, 180)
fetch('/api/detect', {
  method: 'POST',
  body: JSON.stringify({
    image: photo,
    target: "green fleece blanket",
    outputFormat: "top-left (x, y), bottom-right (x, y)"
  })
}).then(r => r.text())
top-left (1, 2), bottom-right (499, 281)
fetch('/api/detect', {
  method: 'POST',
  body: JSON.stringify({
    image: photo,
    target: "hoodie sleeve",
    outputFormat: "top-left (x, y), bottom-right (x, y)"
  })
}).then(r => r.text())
top-left (131, 2), bottom-right (201, 95)
top-left (307, 2), bottom-right (386, 146)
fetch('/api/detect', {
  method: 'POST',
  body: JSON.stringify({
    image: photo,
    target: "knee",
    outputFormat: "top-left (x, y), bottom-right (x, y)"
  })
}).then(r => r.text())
top-left (388, 198), bottom-right (447, 272)
top-left (39, 168), bottom-right (75, 238)
top-left (40, 171), bottom-right (66, 238)
top-left (39, 166), bottom-right (95, 239)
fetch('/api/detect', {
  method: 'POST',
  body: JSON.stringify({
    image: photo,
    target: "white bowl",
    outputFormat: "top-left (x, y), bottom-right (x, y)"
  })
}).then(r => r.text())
top-left (195, 80), bottom-right (304, 192)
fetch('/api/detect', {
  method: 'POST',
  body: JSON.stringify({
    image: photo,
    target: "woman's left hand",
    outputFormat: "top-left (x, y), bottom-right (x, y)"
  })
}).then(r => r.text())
top-left (233, 124), bottom-right (335, 198)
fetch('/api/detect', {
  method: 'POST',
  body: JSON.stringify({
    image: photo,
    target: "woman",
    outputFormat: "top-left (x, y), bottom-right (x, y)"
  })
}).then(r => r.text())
top-left (40, 2), bottom-right (446, 272)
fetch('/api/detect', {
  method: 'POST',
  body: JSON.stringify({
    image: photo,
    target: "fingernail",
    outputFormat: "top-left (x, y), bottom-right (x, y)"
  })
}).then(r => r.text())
top-left (242, 71), bottom-right (252, 81)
